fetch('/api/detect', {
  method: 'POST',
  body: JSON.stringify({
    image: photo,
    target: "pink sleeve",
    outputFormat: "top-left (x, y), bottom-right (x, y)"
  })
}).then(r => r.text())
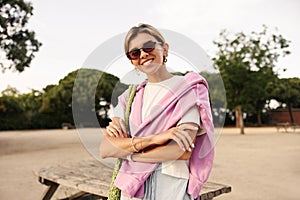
top-left (187, 80), bottom-right (215, 198)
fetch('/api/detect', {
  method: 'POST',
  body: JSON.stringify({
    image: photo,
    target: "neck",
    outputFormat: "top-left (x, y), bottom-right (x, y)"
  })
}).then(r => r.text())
top-left (147, 67), bottom-right (173, 83)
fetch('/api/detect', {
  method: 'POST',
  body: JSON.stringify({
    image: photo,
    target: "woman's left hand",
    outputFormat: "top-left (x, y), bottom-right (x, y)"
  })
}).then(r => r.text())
top-left (152, 124), bottom-right (198, 152)
top-left (105, 117), bottom-right (129, 138)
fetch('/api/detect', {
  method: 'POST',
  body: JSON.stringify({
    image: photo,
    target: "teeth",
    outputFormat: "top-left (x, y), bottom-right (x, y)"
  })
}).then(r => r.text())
top-left (142, 59), bottom-right (152, 65)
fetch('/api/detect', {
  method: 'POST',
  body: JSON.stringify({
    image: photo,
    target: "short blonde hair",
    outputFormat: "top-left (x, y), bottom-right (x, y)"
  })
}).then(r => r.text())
top-left (124, 23), bottom-right (165, 53)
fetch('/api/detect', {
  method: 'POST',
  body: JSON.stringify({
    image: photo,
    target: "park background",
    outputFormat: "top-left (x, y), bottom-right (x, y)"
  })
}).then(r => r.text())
top-left (0, 0), bottom-right (300, 199)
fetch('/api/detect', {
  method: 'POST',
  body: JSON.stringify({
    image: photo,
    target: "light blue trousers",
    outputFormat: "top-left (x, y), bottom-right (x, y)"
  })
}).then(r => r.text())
top-left (120, 165), bottom-right (193, 200)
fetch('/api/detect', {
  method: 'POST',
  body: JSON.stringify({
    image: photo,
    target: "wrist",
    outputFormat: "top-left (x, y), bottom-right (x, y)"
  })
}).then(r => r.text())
top-left (131, 136), bottom-right (139, 152)
top-left (126, 152), bottom-right (137, 162)
top-left (149, 132), bottom-right (165, 145)
top-left (145, 135), bottom-right (154, 145)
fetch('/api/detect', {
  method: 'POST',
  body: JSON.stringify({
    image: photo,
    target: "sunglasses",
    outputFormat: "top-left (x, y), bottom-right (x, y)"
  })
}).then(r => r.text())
top-left (126, 41), bottom-right (162, 60)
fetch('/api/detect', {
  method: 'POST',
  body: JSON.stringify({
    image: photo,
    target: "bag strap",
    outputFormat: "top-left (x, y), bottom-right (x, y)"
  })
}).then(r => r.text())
top-left (124, 84), bottom-right (138, 134)
top-left (108, 84), bottom-right (137, 200)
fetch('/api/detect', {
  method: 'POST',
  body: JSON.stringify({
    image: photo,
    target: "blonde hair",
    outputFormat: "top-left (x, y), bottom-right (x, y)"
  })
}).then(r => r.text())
top-left (124, 23), bottom-right (165, 53)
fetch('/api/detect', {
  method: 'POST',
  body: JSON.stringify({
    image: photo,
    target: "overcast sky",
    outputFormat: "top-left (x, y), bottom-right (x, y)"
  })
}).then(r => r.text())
top-left (1, 0), bottom-right (299, 93)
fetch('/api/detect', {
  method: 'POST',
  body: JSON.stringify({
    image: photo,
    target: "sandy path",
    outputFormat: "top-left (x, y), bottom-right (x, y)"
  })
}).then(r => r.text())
top-left (0, 127), bottom-right (299, 200)
top-left (211, 127), bottom-right (300, 200)
top-left (0, 129), bottom-right (93, 199)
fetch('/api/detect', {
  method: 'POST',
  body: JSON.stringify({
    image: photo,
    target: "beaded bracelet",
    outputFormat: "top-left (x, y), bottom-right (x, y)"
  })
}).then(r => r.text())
top-left (131, 136), bottom-right (139, 152)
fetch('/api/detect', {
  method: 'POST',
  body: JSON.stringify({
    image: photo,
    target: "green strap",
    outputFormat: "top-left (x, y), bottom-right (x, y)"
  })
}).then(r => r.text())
top-left (108, 84), bottom-right (137, 200)
top-left (108, 158), bottom-right (122, 200)
top-left (125, 84), bottom-right (138, 133)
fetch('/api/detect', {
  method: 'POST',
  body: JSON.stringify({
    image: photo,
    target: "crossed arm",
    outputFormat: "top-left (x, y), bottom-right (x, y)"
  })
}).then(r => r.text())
top-left (99, 117), bottom-right (198, 162)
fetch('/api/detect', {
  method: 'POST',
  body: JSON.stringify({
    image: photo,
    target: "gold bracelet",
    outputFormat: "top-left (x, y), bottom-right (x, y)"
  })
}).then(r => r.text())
top-left (131, 136), bottom-right (139, 152)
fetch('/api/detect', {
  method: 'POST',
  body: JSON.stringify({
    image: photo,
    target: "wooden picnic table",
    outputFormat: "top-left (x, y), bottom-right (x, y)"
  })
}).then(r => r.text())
top-left (276, 122), bottom-right (300, 132)
top-left (35, 159), bottom-right (231, 200)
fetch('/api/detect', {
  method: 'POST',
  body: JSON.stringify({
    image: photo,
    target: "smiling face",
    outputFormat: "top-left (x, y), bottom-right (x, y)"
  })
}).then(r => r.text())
top-left (128, 33), bottom-right (170, 81)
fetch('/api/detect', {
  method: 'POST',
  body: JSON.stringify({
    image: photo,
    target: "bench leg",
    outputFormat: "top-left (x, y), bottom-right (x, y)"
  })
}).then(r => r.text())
top-left (39, 177), bottom-right (59, 200)
top-left (59, 192), bottom-right (107, 200)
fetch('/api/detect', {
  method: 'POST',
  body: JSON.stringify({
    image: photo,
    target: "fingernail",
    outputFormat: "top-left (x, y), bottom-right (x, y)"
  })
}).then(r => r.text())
top-left (188, 148), bottom-right (192, 152)
top-left (193, 127), bottom-right (198, 130)
top-left (182, 148), bottom-right (186, 151)
top-left (191, 143), bottom-right (195, 148)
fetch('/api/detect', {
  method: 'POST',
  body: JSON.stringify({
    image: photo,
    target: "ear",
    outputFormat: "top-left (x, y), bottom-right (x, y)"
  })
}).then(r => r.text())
top-left (163, 43), bottom-right (169, 57)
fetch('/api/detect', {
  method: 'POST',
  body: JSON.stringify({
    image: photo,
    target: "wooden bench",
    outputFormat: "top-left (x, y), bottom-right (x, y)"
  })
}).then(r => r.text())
top-left (291, 124), bottom-right (300, 132)
top-left (35, 159), bottom-right (231, 200)
top-left (276, 122), bottom-right (300, 132)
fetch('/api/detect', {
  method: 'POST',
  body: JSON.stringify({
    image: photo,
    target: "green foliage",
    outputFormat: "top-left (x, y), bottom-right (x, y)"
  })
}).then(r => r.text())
top-left (267, 77), bottom-right (300, 123)
top-left (213, 25), bottom-right (291, 126)
top-left (200, 71), bottom-right (227, 126)
top-left (267, 77), bottom-right (300, 106)
top-left (0, 69), bottom-right (123, 130)
top-left (0, 87), bottom-right (42, 129)
top-left (40, 69), bottom-right (122, 128)
top-left (0, 0), bottom-right (41, 72)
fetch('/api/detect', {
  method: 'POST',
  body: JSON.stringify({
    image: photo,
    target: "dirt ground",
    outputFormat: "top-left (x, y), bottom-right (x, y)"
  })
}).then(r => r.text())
top-left (0, 127), bottom-right (299, 200)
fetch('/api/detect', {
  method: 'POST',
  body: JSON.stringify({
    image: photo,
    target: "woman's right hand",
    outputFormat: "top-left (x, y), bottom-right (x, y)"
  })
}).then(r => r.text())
top-left (152, 124), bottom-right (198, 152)
top-left (105, 117), bottom-right (129, 138)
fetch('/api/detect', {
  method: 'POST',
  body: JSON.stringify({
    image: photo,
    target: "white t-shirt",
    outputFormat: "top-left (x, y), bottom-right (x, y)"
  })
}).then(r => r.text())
top-left (114, 76), bottom-right (205, 179)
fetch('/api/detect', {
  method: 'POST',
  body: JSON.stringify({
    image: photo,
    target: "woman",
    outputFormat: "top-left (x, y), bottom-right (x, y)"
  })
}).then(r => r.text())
top-left (100, 23), bottom-right (214, 200)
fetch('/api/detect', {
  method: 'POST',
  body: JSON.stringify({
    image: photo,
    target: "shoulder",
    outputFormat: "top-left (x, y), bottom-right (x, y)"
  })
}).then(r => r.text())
top-left (184, 72), bottom-right (209, 89)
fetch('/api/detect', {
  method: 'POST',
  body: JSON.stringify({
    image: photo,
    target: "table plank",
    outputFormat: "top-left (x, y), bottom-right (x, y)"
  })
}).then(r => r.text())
top-left (35, 159), bottom-right (231, 199)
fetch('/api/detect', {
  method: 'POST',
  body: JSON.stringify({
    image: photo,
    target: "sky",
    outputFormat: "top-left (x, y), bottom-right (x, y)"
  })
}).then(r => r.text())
top-left (1, 0), bottom-right (300, 93)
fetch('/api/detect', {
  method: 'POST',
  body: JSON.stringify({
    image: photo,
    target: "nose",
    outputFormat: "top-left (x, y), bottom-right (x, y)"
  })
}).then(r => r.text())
top-left (139, 49), bottom-right (149, 58)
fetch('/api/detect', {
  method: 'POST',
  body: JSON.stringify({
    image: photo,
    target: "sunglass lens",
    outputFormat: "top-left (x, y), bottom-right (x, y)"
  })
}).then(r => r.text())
top-left (129, 50), bottom-right (140, 60)
top-left (143, 47), bottom-right (155, 53)
top-left (143, 42), bottom-right (156, 53)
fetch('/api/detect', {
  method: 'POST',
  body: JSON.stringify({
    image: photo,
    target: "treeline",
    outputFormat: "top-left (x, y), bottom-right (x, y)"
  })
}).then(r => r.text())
top-left (203, 72), bottom-right (300, 127)
top-left (1, 68), bottom-right (299, 130)
top-left (0, 69), bottom-right (127, 130)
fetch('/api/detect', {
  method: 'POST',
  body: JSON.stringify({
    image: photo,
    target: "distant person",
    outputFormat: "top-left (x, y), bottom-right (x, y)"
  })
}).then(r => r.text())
top-left (100, 23), bottom-right (214, 200)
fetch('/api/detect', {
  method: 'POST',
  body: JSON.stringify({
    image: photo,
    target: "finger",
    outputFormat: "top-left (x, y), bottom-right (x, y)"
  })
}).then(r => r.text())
top-left (111, 118), bottom-right (121, 131)
top-left (178, 129), bottom-right (194, 147)
top-left (110, 123), bottom-right (123, 137)
top-left (178, 124), bottom-right (197, 148)
top-left (171, 134), bottom-right (186, 151)
top-left (112, 118), bottom-right (129, 138)
top-left (175, 130), bottom-right (192, 152)
top-left (109, 120), bottom-right (125, 138)
top-left (105, 127), bottom-right (115, 137)
top-left (107, 126), bottom-right (122, 137)
top-left (119, 119), bottom-right (129, 138)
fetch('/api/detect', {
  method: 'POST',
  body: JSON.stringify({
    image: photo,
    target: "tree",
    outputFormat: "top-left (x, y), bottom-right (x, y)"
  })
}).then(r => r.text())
top-left (0, 69), bottom-right (123, 130)
top-left (72, 68), bottom-right (124, 127)
top-left (0, 87), bottom-right (43, 130)
top-left (0, 0), bottom-right (41, 72)
top-left (18, 89), bottom-right (42, 128)
top-left (267, 77), bottom-right (300, 123)
top-left (0, 87), bottom-right (24, 129)
top-left (40, 69), bottom-right (122, 128)
top-left (201, 71), bottom-right (227, 127)
top-left (213, 25), bottom-right (290, 134)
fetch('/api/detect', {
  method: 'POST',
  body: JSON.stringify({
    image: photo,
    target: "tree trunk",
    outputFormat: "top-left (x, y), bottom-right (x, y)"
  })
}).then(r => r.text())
top-left (257, 111), bottom-right (262, 126)
top-left (235, 105), bottom-right (245, 134)
top-left (287, 103), bottom-right (295, 124)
